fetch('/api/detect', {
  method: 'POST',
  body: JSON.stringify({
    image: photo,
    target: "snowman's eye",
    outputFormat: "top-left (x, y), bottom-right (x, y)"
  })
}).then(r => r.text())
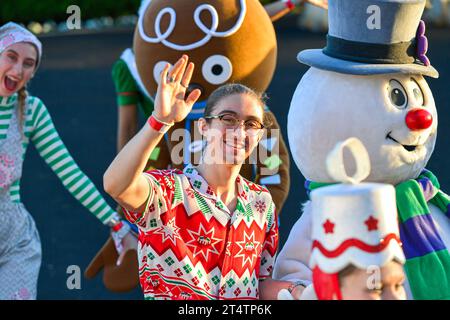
top-left (153, 61), bottom-right (171, 84)
top-left (388, 80), bottom-right (408, 109)
top-left (202, 55), bottom-right (232, 85)
top-left (411, 78), bottom-right (424, 106)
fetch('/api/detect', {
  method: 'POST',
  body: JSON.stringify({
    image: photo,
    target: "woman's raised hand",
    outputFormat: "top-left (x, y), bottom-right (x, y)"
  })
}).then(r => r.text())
top-left (153, 55), bottom-right (202, 124)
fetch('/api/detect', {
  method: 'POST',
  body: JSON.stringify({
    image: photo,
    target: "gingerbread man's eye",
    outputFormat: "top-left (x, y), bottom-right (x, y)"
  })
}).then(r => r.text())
top-left (202, 55), bottom-right (232, 85)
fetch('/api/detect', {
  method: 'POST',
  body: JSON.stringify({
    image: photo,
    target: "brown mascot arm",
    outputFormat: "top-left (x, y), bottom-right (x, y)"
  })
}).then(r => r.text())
top-left (84, 104), bottom-right (141, 293)
top-left (257, 111), bottom-right (290, 214)
top-left (84, 236), bottom-right (140, 293)
top-left (117, 104), bottom-right (139, 152)
top-left (84, 104), bottom-right (142, 292)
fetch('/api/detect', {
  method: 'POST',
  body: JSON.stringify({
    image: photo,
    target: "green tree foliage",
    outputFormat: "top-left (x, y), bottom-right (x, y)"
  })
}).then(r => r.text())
top-left (0, 0), bottom-right (141, 25)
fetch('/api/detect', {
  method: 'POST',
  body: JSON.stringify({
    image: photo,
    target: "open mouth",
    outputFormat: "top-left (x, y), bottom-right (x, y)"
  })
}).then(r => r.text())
top-left (3, 76), bottom-right (19, 92)
top-left (386, 132), bottom-right (418, 152)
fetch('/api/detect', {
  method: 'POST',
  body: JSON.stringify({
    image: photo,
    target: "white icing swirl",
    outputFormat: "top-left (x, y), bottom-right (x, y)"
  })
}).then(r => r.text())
top-left (138, 0), bottom-right (247, 51)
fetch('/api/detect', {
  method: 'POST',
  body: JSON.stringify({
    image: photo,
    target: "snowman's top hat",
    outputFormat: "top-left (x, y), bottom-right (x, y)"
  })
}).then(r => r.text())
top-left (298, 0), bottom-right (438, 78)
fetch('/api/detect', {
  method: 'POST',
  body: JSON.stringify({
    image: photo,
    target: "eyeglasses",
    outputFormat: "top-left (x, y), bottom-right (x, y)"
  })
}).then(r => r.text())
top-left (204, 113), bottom-right (265, 136)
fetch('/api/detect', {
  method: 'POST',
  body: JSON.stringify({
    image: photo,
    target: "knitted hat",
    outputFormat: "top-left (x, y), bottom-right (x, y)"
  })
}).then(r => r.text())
top-left (0, 22), bottom-right (43, 72)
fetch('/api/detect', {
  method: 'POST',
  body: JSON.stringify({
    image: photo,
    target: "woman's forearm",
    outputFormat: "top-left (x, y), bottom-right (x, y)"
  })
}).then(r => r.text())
top-left (104, 122), bottom-right (163, 201)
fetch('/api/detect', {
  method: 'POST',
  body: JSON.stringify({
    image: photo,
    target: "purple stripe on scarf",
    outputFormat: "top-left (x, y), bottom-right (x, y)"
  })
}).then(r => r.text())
top-left (417, 178), bottom-right (436, 201)
top-left (399, 213), bottom-right (447, 259)
top-left (304, 180), bottom-right (311, 198)
top-left (304, 180), bottom-right (311, 190)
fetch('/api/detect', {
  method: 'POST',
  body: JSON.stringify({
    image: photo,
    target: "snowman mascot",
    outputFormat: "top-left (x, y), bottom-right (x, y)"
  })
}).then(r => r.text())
top-left (274, 0), bottom-right (450, 300)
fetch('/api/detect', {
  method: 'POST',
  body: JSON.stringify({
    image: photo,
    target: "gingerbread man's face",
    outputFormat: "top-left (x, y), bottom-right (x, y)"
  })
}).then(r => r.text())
top-left (134, 0), bottom-right (277, 101)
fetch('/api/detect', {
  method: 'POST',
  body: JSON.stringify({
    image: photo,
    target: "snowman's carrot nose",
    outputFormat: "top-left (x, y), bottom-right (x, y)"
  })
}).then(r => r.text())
top-left (405, 109), bottom-right (433, 131)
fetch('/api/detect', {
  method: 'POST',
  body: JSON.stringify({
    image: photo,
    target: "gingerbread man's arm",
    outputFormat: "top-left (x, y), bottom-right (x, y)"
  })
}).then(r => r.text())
top-left (256, 110), bottom-right (291, 214)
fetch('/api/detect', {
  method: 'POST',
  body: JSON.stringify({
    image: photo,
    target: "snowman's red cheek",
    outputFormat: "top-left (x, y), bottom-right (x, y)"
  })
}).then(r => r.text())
top-left (405, 108), bottom-right (433, 131)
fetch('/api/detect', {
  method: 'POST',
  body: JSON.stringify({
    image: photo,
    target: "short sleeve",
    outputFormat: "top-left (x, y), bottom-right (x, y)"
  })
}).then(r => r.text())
top-left (122, 170), bottom-right (177, 231)
top-left (111, 59), bottom-right (140, 106)
top-left (259, 202), bottom-right (279, 280)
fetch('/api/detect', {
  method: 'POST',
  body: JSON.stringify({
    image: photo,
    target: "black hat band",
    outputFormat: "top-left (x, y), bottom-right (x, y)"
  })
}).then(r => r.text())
top-left (323, 35), bottom-right (420, 65)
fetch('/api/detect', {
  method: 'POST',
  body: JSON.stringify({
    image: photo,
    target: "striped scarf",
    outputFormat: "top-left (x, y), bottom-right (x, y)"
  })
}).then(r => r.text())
top-left (305, 169), bottom-right (450, 300)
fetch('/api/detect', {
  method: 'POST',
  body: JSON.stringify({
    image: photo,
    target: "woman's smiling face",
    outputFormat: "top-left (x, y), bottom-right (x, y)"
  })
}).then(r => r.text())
top-left (0, 42), bottom-right (37, 97)
top-left (201, 93), bottom-right (265, 165)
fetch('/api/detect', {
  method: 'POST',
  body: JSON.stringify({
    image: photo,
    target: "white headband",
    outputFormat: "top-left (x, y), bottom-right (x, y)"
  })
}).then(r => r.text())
top-left (0, 22), bottom-right (43, 70)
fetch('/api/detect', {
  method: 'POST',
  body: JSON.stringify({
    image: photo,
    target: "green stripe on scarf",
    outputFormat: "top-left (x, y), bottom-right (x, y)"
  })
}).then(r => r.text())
top-left (396, 171), bottom-right (450, 300)
top-left (395, 180), bottom-right (429, 223)
top-left (405, 250), bottom-right (450, 300)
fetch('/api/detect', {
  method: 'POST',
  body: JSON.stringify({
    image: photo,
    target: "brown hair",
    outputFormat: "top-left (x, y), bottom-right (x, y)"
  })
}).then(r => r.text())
top-left (338, 265), bottom-right (358, 282)
top-left (17, 86), bottom-right (27, 137)
top-left (204, 83), bottom-right (272, 127)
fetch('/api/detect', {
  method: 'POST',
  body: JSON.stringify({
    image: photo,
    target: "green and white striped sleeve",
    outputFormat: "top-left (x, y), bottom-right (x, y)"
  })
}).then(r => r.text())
top-left (28, 97), bottom-right (118, 225)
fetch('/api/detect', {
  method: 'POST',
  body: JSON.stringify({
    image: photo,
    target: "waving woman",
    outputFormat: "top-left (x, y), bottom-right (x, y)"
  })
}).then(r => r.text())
top-left (104, 55), bottom-right (304, 300)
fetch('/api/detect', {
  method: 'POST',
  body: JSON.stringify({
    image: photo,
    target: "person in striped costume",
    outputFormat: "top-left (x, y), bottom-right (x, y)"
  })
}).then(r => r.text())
top-left (0, 22), bottom-right (136, 300)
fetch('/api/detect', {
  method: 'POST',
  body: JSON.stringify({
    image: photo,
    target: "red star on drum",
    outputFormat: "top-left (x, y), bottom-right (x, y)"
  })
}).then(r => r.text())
top-left (364, 215), bottom-right (379, 231)
top-left (323, 219), bottom-right (335, 234)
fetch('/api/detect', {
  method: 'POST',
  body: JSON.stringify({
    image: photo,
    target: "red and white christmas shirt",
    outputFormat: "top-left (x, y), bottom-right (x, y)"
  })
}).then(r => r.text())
top-left (123, 165), bottom-right (278, 300)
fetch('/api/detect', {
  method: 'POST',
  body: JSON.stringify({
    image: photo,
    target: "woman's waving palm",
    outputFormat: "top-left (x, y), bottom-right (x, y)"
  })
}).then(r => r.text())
top-left (153, 55), bottom-right (202, 124)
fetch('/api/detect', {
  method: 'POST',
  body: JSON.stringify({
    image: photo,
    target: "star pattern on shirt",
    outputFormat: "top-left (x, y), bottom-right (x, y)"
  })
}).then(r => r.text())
top-left (235, 230), bottom-right (262, 268)
top-left (152, 217), bottom-right (182, 245)
top-left (186, 222), bottom-right (222, 260)
top-left (133, 166), bottom-right (277, 300)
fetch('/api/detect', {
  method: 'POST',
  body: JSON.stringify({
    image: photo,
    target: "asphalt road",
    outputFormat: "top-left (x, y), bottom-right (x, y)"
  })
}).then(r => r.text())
top-left (22, 20), bottom-right (450, 299)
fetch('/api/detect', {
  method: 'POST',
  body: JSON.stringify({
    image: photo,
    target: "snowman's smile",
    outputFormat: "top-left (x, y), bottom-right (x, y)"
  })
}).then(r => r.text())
top-left (386, 132), bottom-right (418, 152)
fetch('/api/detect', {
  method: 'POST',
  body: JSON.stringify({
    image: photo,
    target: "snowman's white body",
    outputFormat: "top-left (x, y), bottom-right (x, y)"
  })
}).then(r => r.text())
top-left (273, 67), bottom-right (450, 299)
